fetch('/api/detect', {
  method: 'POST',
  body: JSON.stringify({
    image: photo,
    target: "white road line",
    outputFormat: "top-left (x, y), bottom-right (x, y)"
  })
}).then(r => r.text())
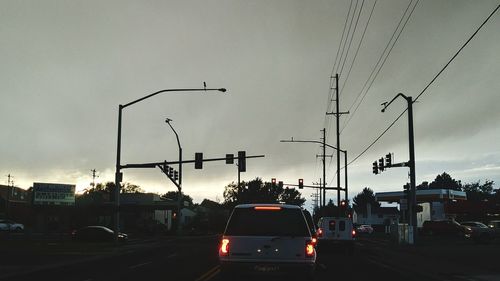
top-left (129, 261), bottom-right (152, 269)
top-left (167, 253), bottom-right (178, 258)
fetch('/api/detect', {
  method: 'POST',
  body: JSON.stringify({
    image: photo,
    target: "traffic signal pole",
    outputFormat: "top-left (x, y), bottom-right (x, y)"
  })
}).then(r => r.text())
top-left (381, 93), bottom-right (417, 244)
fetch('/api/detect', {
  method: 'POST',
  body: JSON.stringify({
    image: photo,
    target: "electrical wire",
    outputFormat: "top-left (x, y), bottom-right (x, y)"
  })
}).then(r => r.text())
top-left (340, 0), bottom-right (377, 95)
top-left (341, 0), bottom-right (418, 134)
top-left (347, 3), bottom-right (499, 167)
top-left (339, 0), bottom-right (365, 83)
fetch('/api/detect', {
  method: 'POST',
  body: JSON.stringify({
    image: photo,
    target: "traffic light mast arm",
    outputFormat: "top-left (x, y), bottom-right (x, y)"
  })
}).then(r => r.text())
top-left (121, 154), bottom-right (265, 169)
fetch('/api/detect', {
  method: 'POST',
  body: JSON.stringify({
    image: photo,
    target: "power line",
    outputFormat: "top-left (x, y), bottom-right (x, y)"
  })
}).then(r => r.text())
top-left (341, 0), bottom-right (418, 134)
top-left (339, 0), bottom-right (365, 82)
top-left (340, 0), bottom-right (378, 95)
top-left (336, 0), bottom-right (360, 78)
top-left (326, 0), bottom-right (354, 124)
top-left (347, 3), bottom-right (499, 167)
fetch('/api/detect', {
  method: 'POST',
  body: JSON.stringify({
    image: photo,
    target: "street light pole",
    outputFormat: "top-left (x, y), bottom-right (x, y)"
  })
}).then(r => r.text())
top-left (114, 87), bottom-right (226, 241)
top-left (381, 92), bottom-right (417, 244)
top-left (165, 118), bottom-right (183, 234)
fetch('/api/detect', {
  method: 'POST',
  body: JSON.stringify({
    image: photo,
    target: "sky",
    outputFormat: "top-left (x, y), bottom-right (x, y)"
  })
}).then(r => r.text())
top-left (1, 0), bottom-right (499, 213)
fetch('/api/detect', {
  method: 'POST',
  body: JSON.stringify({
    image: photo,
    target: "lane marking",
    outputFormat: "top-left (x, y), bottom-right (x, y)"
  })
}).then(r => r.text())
top-left (203, 268), bottom-right (220, 281)
top-left (129, 261), bottom-right (152, 269)
top-left (194, 265), bottom-right (220, 281)
top-left (167, 253), bottom-right (178, 259)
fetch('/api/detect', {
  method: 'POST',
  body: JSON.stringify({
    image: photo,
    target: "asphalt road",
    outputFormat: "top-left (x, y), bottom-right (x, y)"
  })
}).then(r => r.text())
top-left (2, 234), bottom-right (500, 281)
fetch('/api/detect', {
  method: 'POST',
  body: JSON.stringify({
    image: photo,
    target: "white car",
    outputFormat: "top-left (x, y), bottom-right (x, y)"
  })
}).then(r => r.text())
top-left (357, 224), bottom-right (374, 234)
top-left (0, 219), bottom-right (24, 231)
top-left (316, 216), bottom-right (355, 250)
top-left (218, 204), bottom-right (316, 279)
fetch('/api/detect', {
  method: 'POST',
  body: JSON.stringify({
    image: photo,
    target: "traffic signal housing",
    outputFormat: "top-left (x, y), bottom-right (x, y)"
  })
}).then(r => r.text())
top-left (195, 152), bottom-right (203, 169)
top-left (238, 151), bottom-right (246, 172)
top-left (385, 153), bottom-right (392, 167)
top-left (298, 178), bottom-right (304, 189)
top-left (378, 157), bottom-right (384, 172)
top-left (271, 178), bottom-right (276, 187)
top-left (278, 181), bottom-right (283, 189)
top-left (372, 161), bottom-right (378, 174)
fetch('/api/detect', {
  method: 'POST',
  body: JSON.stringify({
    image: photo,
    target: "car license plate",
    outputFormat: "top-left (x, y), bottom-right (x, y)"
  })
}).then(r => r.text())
top-left (254, 265), bottom-right (279, 272)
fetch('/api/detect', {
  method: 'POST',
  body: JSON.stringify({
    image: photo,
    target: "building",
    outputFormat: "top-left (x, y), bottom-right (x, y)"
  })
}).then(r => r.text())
top-left (353, 203), bottom-right (399, 231)
top-left (375, 189), bottom-right (467, 227)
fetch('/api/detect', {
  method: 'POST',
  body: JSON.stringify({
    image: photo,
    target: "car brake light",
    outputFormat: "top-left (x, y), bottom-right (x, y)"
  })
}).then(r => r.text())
top-left (311, 237), bottom-right (317, 245)
top-left (220, 238), bottom-right (230, 256)
top-left (254, 206), bottom-right (281, 211)
top-left (317, 228), bottom-right (323, 237)
top-left (305, 240), bottom-right (315, 257)
top-left (352, 229), bottom-right (356, 238)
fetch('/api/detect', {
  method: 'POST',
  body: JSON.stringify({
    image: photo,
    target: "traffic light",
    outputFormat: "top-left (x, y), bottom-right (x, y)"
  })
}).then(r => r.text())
top-left (195, 152), bottom-right (203, 169)
top-left (340, 200), bottom-right (347, 207)
top-left (271, 178), bottom-right (276, 187)
top-left (385, 153), bottom-right (392, 167)
top-left (174, 170), bottom-right (179, 181)
top-left (378, 157), bottom-right (384, 172)
top-left (278, 181), bottom-right (283, 189)
top-left (226, 154), bottom-right (234, 164)
top-left (372, 161), bottom-right (379, 174)
top-left (168, 166), bottom-right (174, 177)
top-left (238, 151), bottom-right (246, 172)
top-left (298, 178), bottom-right (304, 189)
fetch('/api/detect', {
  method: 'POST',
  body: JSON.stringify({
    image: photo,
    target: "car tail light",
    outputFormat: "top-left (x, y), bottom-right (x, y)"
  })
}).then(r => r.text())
top-left (352, 229), bottom-right (356, 238)
top-left (317, 228), bottom-right (323, 237)
top-left (219, 238), bottom-right (230, 256)
top-left (305, 240), bottom-right (315, 257)
top-left (311, 237), bottom-right (317, 246)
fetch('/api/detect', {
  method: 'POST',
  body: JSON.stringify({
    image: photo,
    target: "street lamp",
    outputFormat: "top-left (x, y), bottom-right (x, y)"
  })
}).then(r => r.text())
top-left (165, 118), bottom-right (183, 233)
top-left (114, 87), bottom-right (226, 241)
top-left (381, 92), bottom-right (416, 244)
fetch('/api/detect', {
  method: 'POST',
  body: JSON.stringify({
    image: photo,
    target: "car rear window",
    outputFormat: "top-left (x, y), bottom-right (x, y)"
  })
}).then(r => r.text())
top-left (224, 207), bottom-right (310, 237)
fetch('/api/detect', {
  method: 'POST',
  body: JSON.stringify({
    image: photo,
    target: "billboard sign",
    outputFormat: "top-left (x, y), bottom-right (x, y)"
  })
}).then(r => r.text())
top-left (33, 182), bottom-right (75, 206)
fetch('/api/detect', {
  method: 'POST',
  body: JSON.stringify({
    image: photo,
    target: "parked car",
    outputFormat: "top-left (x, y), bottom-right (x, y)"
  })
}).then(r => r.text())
top-left (460, 221), bottom-right (495, 243)
top-left (316, 216), bottom-right (355, 251)
top-left (71, 226), bottom-right (128, 243)
top-left (421, 220), bottom-right (472, 238)
top-left (356, 224), bottom-right (374, 234)
top-left (218, 204), bottom-right (316, 279)
top-left (0, 219), bottom-right (24, 232)
top-left (487, 220), bottom-right (500, 238)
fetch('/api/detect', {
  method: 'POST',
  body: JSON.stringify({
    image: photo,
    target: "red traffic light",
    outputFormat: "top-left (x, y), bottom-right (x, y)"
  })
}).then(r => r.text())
top-left (298, 178), bottom-right (304, 189)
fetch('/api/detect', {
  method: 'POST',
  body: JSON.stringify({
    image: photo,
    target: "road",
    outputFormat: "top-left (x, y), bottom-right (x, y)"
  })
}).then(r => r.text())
top-left (2, 234), bottom-right (500, 281)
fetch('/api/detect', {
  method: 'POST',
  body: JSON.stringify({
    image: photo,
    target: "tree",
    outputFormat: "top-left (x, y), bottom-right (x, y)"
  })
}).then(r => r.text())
top-left (222, 178), bottom-right (305, 208)
top-left (416, 181), bottom-right (429, 190)
top-left (428, 172), bottom-right (462, 191)
top-left (462, 180), bottom-right (495, 201)
top-left (352, 187), bottom-right (380, 213)
top-left (161, 191), bottom-right (194, 206)
top-left (279, 187), bottom-right (306, 206)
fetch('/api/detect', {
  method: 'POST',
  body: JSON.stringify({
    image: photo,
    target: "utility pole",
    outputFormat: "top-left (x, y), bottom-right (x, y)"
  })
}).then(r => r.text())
top-left (326, 73), bottom-right (349, 210)
top-left (90, 169), bottom-right (98, 189)
top-left (6, 174), bottom-right (14, 219)
top-left (322, 129), bottom-right (326, 207)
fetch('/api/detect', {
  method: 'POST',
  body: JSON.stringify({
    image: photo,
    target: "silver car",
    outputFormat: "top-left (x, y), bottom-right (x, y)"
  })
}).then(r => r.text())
top-left (0, 219), bottom-right (24, 232)
top-left (219, 204), bottom-right (316, 279)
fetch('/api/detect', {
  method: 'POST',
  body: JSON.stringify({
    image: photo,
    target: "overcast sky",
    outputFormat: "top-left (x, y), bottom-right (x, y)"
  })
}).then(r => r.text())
top-left (1, 0), bottom-right (499, 213)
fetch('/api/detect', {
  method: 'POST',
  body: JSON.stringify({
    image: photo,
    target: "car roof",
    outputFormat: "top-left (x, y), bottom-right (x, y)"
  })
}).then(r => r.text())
top-left (234, 203), bottom-right (301, 209)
